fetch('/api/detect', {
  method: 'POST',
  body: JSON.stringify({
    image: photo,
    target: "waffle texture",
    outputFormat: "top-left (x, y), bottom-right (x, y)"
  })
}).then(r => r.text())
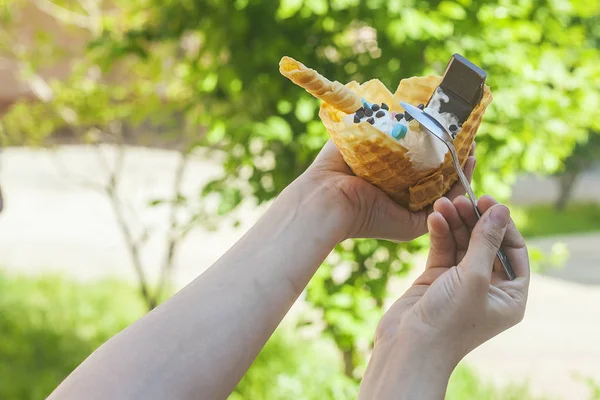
top-left (280, 57), bottom-right (492, 211)
top-left (279, 56), bottom-right (362, 114)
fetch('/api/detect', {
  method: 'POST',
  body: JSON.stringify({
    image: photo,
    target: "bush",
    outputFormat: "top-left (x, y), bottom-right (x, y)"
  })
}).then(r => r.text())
top-left (447, 366), bottom-right (544, 400)
top-left (0, 271), bottom-right (542, 399)
top-left (0, 272), bottom-right (146, 400)
top-left (232, 326), bottom-right (359, 399)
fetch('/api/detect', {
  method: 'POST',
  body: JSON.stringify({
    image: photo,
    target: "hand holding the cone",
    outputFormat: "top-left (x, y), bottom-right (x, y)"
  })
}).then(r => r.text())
top-left (302, 139), bottom-right (476, 242)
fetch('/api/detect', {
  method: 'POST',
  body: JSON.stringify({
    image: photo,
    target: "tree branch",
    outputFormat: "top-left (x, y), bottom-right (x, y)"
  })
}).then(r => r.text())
top-left (104, 145), bottom-right (155, 309)
top-left (154, 150), bottom-right (191, 303)
top-left (33, 0), bottom-right (92, 30)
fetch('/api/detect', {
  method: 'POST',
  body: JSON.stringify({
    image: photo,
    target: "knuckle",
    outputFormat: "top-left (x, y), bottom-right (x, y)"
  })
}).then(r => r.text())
top-left (480, 228), bottom-right (502, 251)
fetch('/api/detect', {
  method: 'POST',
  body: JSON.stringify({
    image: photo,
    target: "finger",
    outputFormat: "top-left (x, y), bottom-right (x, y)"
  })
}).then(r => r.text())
top-left (309, 139), bottom-right (352, 174)
top-left (469, 141), bottom-right (476, 156)
top-left (477, 196), bottom-right (524, 249)
top-left (412, 266), bottom-right (450, 286)
top-left (455, 195), bottom-right (529, 280)
top-left (455, 195), bottom-right (525, 249)
top-left (459, 204), bottom-right (511, 281)
top-left (453, 195), bottom-right (480, 230)
top-left (433, 197), bottom-right (470, 252)
top-left (464, 155), bottom-right (476, 182)
top-left (477, 196), bottom-right (529, 280)
top-left (445, 156), bottom-right (476, 200)
top-left (426, 211), bottom-right (456, 269)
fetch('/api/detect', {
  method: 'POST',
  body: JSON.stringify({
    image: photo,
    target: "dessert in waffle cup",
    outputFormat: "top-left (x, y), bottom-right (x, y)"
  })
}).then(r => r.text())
top-left (279, 56), bottom-right (492, 212)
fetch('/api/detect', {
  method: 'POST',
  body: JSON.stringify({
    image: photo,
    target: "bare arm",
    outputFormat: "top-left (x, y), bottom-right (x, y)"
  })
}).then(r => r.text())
top-left (48, 141), bottom-right (474, 400)
top-left (48, 176), bottom-right (346, 399)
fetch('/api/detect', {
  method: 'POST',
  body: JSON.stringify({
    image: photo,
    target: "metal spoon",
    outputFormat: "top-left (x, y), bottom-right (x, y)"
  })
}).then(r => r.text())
top-left (401, 102), bottom-right (516, 280)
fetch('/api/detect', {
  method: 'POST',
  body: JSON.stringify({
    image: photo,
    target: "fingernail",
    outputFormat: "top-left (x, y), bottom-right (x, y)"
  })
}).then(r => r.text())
top-left (489, 205), bottom-right (510, 228)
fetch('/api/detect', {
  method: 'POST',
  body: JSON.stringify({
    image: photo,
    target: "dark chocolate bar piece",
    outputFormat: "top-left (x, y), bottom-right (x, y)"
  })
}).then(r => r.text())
top-left (431, 54), bottom-right (486, 124)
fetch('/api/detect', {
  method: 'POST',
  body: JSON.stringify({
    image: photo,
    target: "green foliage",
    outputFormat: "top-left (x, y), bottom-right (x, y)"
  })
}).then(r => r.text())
top-left (231, 326), bottom-right (359, 399)
top-left (0, 271), bottom-right (544, 400)
top-left (574, 374), bottom-right (600, 400)
top-left (3, 0), bottom-right (600, 373)
top-left (447, 365), bottom-right (547, 400)
top-left (586, 378), bottom-right (600, 400)
top-left (305, 236), bottom-right (428, 374)
top-left (82, 0), bottom-right (600, 371)
top-left (0, 271), bottom-right (146, 400)
top-left (515, 202), bottom-right (600, 238)
top-left (0, 269), bottom-right (356, 399)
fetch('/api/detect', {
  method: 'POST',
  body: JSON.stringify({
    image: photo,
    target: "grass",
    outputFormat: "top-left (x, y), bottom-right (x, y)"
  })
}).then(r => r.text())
top-left (447, 366), bottom-right (547, 400)
top-left (0, 270), bottom-right (545, 400)
top-left (513, 202), bottom-right (600, 238)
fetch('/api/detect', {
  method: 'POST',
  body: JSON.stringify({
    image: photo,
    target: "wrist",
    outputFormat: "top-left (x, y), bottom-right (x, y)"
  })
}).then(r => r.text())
top-left (379, 319), bottom-right (466, 370)
top-left (360, 331), bottom-right (459, 400)
top-left (376, 328), bottom-right (461, 371)
top-left (280, 174), bottom-right (352, 243)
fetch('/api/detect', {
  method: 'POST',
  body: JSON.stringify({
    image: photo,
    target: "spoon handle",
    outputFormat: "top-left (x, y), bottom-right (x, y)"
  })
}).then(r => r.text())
top-left (447, 143), bottom-right (516, 280)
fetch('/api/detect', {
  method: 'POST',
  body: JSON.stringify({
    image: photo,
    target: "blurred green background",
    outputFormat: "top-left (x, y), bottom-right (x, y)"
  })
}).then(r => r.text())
top-left (0, 0), bottom-right (599, 399)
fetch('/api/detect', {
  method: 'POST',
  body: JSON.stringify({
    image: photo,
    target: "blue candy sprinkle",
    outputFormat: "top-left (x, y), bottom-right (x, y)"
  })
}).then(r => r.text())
top-left (391, 124), bottom-right (408, 139)
top-left (361, 98), bottom-right (372, 108)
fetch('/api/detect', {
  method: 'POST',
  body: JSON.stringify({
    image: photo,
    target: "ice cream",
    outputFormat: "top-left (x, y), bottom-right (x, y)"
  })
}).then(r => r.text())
top-left (342, 87), bottom-right (463, 170)
top-left (342, 101), bottom-right (404, 138)
top-left (424, 87), bottom-right (462, 137)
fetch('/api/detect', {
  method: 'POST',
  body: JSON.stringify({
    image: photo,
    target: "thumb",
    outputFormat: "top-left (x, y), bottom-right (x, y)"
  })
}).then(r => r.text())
top-left (460, 204), bottom-right (511, 280)
top-left (309, 139), bottom-right (352, 174)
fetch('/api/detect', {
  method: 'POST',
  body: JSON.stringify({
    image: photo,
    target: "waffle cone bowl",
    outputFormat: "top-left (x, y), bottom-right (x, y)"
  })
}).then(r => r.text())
top-left (279, 56), bottom-right (492, 212)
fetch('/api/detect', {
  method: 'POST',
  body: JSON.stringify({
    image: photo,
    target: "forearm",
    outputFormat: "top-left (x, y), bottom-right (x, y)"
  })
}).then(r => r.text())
top-left (49, 178), bottom-right (346, 400)
top-left (358, 332), bottom-right (459, 400)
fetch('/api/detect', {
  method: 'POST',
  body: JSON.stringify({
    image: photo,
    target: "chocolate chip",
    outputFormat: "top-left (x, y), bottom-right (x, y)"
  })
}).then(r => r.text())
top-left (356, 109), bottom-right (365, 118)
top-left (372, 104), bottom-right (380, 111)
top-left (381, 103), bottom-right (389, 110)
top-left (367, 117), bottom-right (375, 124)
top-left (355, 107), bottom-right (364, 113)
top-left (395, 113), bottom-right (404, 121)
top-left (449, 124), bottom-right (458, 132)
top-left (405, 113), bottom-right (414, 122)
top-left (354, 114), bottom-right (361, 123)
top-left (375, 110), bottom-right (385, 118)
top-left (365, 108), bottom-right (373, 117)
top-left (417, 103), bottom-right (425, 110)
